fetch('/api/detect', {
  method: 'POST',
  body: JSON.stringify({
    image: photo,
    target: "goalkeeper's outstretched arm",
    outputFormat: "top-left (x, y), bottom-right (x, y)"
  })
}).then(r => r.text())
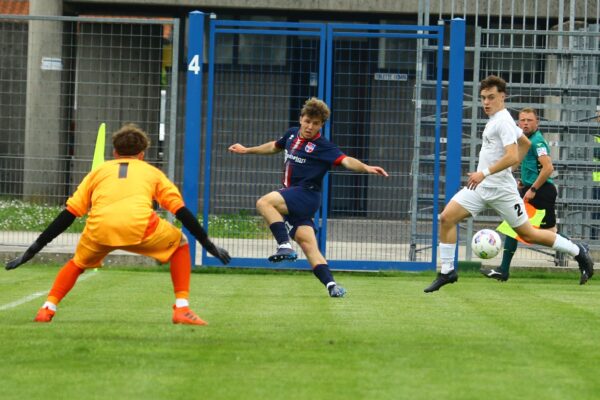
top-left (175, 207), bottom-right (231, 265)
top-left (5, 209), bottom-right (77, 270)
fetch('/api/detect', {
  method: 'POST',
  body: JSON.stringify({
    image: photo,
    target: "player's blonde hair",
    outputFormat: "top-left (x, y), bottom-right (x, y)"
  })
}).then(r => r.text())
top-left (112, 124), bottom-right (151, 156)
top-left (301, 97), bottom-right (330, 123)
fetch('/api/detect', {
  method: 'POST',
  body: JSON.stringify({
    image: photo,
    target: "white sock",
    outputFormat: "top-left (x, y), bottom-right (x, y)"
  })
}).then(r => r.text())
top-left (175, 298), bottom-right (189, 308)
top-left (278, 242), bottom-right (292, 249)
top-left (552, 234), bottom-right (579, 257)
top-left (440, 242), bottom-right (456, 274)
top-left (43, 301), bottom-right (57, 311)
top-left (326, 282), bottom-right (336, 289)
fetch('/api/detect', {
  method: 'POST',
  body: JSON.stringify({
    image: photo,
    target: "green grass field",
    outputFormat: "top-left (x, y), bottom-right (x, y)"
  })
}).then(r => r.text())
top-left (1, 266), bottom-right (599, 400)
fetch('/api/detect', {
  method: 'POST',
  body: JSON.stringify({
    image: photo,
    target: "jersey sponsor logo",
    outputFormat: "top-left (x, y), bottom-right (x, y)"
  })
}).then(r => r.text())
top-left (284, 149), bottom-right (306, 164)
top-left (305, 142), bottom-right (315, 153)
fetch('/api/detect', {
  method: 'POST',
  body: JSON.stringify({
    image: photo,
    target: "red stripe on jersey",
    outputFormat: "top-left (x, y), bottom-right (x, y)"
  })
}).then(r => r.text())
top-left (291, 136), bottom-right (304, 152)
top-left (283, 135), bottom-right (305, 187)
top-left (333, 154), bottom-right (347, 166)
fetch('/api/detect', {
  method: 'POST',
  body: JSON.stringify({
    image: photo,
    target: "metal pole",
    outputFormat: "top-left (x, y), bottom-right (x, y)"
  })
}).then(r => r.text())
top-left (165, 18), bottom-right (180, 224)
top-left (447, 18), bottom-right (466, 268)
top-left (168, 18), bottom-right (180, 183)
top-left (466, 27), bottom-right (483, 260)
top-left (409, 17), bottom-right (426, 261)
top-left (182, 11), bottom-right (205, 265)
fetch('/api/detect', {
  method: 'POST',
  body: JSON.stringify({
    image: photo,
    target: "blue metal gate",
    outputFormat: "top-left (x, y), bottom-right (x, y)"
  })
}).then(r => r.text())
top-left (183, 14), bottom-right (457, 271)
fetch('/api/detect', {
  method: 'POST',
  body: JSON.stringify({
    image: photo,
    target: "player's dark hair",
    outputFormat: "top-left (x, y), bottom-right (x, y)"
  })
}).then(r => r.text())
top-left (112, 124), bottom-right (151, 156)
top-left (520, 107), bottom-right (539, 119)
top-left (301, 97), bottom-right (330, 123)
top-left (480, 75), bottom-right (507, 93)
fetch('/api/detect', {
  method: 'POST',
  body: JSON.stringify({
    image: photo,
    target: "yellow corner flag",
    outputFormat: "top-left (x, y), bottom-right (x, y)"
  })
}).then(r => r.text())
top-left (496, 202), bottom-right (546, 244)
top-left (90, 123), bottom-right (106, 273)
top-left (91, 123), bottom-right (106, 171)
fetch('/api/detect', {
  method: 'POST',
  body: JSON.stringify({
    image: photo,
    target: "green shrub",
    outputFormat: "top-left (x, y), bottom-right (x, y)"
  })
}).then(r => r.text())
top-left (0, 200), bottom-right (267, 239)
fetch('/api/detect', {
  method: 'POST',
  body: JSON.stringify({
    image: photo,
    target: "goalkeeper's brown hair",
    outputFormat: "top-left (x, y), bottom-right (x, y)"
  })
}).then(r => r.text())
top-left (300, 97), bottom-right (330, 123)
top-left (112, 124), bottom-right (151, 156)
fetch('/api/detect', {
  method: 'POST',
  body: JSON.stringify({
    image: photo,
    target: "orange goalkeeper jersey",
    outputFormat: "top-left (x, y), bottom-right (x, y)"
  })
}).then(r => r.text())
top-left (66, 159), bottom-right (185, 246)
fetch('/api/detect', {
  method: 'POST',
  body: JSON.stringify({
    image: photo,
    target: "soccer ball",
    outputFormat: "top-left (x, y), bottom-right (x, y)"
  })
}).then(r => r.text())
top-left (471, 229), bottom-right (502, 259)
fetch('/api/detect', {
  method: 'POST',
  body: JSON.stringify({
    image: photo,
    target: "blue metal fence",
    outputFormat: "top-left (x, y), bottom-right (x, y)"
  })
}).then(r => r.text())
top-left (183, 15), bottom-right (462, 271)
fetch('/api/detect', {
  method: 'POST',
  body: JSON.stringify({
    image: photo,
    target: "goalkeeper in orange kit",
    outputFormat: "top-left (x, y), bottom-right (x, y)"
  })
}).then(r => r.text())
top-left (5, 124), bottom-right (230, 325)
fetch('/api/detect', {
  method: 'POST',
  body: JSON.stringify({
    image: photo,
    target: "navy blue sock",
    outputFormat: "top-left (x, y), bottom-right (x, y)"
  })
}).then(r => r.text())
top-left (313, 264), bottom-right (335, 287)
top-left (269, 222), bottom-right (290, 245)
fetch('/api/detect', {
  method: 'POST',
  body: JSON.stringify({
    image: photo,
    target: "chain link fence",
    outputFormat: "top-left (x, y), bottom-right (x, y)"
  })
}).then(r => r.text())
top-left (2, 5), bottom-right (599, 270)
top-left (420, 0), bottom-right (600, 267)
top-left (0, 15), bottom-right (180, 250)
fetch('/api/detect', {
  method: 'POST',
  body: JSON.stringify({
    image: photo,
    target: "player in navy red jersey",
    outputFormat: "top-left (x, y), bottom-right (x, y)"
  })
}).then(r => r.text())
top-left (229, 97), bottom-right (388, 297)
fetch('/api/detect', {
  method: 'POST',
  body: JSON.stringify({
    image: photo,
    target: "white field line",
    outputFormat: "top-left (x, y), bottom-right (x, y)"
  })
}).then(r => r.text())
top-left (0, 270), bottom-right (97, 311)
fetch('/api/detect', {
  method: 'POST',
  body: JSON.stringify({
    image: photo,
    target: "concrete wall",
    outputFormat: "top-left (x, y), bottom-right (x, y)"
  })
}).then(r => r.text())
top-left (0, 11), bottom-right (170, 203)
top-left (23, 0), bottom-right (64, 202)
top-left (66, 0), bottom-right (598, 18)
top-left (69, 22), bottom-right (163, 192)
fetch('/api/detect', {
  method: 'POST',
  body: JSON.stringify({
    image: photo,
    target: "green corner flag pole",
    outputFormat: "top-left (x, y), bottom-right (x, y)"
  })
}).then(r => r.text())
top-left (92, 123), bottom-right (106, 171)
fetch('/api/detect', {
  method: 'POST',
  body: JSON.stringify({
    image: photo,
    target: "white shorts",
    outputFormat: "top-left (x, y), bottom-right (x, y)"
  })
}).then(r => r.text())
top-left (451, 185), bottom-right (529, 228)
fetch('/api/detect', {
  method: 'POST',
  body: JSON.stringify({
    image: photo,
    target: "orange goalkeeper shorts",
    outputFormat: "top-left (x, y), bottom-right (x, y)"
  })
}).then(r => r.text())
top-left (73, 218), bottom-right (183, 269)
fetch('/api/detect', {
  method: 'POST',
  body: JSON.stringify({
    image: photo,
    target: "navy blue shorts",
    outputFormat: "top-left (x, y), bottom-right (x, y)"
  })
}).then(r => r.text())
top-left (278, 186), bottom-right (320, 239)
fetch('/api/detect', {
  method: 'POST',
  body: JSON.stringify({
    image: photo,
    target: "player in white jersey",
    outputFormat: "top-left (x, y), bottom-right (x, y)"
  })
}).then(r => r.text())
top-left (424, 75), bottom-right (594, 292)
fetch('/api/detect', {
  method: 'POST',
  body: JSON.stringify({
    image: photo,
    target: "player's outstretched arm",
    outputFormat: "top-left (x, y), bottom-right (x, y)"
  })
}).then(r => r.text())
top-left (228, 141), bottom-right (280, 155)
top-left (5, 209), bottom-right (77, 270)
top-left (341, 157), bottom-right (389, 177)
top-left (175, 207), bottom-right (231, 265)
top-left (228, 143), bottom-right (249, 154)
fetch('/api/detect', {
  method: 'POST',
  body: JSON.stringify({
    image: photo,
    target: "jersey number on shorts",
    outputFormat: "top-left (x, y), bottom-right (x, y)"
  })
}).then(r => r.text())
top-left (118, 163), bottom-right (129, 179)
top-left (514, 203), bottom-right (523, 217)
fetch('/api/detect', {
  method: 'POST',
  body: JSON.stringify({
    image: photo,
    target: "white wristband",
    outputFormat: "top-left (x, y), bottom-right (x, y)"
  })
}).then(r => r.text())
top-left (482, 168), bottom-right (491, 177)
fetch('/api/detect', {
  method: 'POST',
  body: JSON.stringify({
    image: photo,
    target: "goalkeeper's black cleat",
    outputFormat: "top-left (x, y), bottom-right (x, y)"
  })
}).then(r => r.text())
top-left (424, 270), bottom-right (458, 293)
top-left (480, 268), bottom-right (509, 282)
top-left (574, 242), bottom-right (594, 285)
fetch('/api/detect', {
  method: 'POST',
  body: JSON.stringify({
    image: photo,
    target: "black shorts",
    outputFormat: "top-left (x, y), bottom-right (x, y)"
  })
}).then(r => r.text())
top-left (520, 181), bottom-right (557, 229)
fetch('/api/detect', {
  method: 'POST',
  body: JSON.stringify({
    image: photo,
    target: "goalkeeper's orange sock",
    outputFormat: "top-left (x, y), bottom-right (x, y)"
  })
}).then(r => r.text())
top-left (42, 259), bottom-right (84, 310)
top-left (170, 244), bottom-right (191, 308)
